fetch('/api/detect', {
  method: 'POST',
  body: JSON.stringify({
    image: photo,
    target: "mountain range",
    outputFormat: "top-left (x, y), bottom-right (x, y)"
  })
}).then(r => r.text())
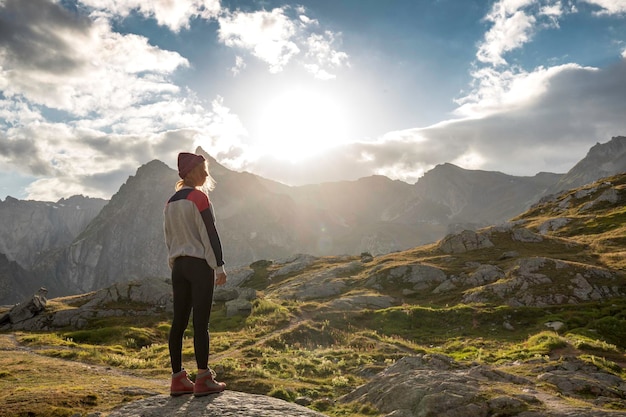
top-left (0, 135), bottom-right (624, 304)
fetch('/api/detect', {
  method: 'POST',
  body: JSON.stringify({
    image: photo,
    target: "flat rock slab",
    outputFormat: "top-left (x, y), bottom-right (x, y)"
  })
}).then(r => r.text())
top-left (107, 390), bottom-right (328, 417)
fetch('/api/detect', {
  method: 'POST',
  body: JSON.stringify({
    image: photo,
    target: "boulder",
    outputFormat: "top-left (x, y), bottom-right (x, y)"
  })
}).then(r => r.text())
top-left (327, 292), bottom-right (395, 310)
top-left (106, 390), bottom-right (327, 417)
top-left (367, 264), bottom-right (447, 292)
top-left (225, 298), bottom-right (253, 317)
top-left (438, 230), bottom-right (494, 254)
top-left (0, 288), bottom-right (48, 329)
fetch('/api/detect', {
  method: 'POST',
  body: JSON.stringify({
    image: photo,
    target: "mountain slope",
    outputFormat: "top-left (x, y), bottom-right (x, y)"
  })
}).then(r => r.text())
top-left (547, 135), bottom-right (626, 194)
top-left (0, 253), bottom-right (39, 305)
top-left (0, 195), bottom-right (107, 269)
top-left (47, 160), bottom-right (177, 294)
top-left (412, 162), bottom-right (562, 228)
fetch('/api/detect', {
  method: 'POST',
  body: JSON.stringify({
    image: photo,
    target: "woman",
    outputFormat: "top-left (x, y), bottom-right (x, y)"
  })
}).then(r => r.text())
top-left (163, 151), bottom-right (227, 396)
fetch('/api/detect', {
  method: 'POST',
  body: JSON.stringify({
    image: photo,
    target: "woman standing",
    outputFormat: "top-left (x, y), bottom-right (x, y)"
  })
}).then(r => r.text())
top-left (164, 152), bottom-right (227, 396)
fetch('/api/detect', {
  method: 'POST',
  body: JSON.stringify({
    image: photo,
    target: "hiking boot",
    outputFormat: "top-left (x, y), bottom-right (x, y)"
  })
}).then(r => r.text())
top-left (170, 369), bottom-right (194, 396)
top-left (194, 369), bottom-right (226, 396)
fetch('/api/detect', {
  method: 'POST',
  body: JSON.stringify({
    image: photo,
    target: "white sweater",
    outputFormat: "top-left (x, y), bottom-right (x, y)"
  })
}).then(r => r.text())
top-left (163, 187), bottom-right (225, 273)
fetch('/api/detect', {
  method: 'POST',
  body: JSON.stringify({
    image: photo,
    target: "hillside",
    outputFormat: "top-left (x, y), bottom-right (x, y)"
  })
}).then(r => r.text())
top-left (0, 195), bottom-right (107, 303)
top-left (546, 135), bottom-right (626, 195)
top-left (1, 173), bottom-right (625, 416)
top-left (412, 162), bottom-right (561, 229)
top-left (2, 137), bottom-right (626, 303)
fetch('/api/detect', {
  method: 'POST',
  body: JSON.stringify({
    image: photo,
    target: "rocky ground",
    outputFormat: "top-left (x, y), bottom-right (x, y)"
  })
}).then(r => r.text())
top-left (3, 326), bottom-right (625, 417)
top-left (105, 391), bottom-right (327, 417)
top-left (342, 353), bottom-right (626, 417)
top-left (104, 353), bottom-right (626, 417)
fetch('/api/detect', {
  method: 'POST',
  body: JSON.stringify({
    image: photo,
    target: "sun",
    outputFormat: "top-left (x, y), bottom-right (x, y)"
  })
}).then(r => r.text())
top-left (255, 87), bottom-right (350, 161)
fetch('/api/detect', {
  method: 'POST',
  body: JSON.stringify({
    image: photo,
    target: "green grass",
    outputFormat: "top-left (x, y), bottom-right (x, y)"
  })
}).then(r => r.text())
top-left (4, 293), bottom-right (626, 416)
top-left (3, 174), bottom-right (626, 416)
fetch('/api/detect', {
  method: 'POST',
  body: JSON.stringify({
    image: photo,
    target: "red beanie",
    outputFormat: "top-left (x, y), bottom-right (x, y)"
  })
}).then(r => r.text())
top-left (177, 152), bottom-right (205, 179)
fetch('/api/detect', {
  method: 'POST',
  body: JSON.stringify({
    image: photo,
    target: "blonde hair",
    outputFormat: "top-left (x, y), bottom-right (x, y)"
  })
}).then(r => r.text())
top-left (175, 161), bottom-right (216, 192)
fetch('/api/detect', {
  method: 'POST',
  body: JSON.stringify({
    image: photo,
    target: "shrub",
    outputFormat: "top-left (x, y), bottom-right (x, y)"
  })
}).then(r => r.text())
top-left (526, 331), bottom-right (567, 353)
top-left (268, 386), bottom-right (294, 401)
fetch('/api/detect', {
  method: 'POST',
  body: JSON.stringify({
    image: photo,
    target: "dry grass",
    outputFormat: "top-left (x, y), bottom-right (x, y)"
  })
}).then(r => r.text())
top-left (0, 334), bottom-right (168, 417)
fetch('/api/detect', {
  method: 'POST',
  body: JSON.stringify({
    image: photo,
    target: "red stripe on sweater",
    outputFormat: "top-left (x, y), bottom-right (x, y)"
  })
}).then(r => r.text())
top-left (187, 189), bottom-right (210, 212)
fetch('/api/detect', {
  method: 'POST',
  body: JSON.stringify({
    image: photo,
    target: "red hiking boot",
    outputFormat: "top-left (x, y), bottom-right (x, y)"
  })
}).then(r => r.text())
top-left (194, 369), bottom-right (226, 397)
top-left (170, 369), bottom-right (194, 396)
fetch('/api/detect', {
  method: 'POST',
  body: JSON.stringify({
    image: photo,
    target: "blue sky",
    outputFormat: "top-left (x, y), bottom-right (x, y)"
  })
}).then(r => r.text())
top-left (1, 0), bottom-right (625, 201)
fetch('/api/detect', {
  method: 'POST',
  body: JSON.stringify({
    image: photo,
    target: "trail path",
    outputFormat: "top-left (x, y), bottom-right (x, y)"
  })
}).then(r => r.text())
top-left (0, 333), bottom-right (328, 417)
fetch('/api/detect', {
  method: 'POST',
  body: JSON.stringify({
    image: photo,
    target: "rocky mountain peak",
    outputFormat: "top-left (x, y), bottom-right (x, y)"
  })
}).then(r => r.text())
top-left (413, 162), bottom-right (557, 227)
top-left (587, 135), bottom-right (626, 157)
top-left (135, 159), bottom-right (171, 176)
top-left (548, 136), bottom-right (626, 194)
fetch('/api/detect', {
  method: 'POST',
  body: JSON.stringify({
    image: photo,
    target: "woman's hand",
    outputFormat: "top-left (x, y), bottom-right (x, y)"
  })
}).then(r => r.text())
top-left (215, 271), bottom-right (227, 286)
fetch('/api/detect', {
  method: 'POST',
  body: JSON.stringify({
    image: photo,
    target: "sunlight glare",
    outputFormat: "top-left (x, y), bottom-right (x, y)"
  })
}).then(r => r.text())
top-left (256, 88), bottom-right (350, 160)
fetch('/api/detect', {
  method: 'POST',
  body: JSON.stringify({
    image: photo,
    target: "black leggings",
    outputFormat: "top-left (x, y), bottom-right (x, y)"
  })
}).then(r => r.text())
top-left (169, 256), bottom-right (215, 373)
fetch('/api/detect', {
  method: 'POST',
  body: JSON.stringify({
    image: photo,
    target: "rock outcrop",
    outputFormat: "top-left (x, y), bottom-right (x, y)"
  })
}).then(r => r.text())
top-left (342, 354), bottom-right (626, 417)
top-left (437, 229), bottom-right (494, 253)
top-left (0, 287), bottom-right (48, 327)
top-left (106, 390), bottom-right (328, 417)
top-left (0, 277), bottom-right (257, 331)
top-left (462, 257), bottom-right (625, 307)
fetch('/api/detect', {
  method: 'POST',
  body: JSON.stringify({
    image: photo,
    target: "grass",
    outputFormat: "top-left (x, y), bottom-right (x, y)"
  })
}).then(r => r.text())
top-left (2, 294), bottom-right (625, 416)
top-left (0, 336), bottom-right (167, 417)
top-left (4, 277), bottom-right (626, 417)
top-left (2, 174), bottom-right (625, 416)
top-left (8, 271), bottom-right (626, 415)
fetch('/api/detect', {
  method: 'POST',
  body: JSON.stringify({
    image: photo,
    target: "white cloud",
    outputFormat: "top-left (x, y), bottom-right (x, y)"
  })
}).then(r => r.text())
top-left (582, 0), bottom-right (626, 15)
top-left (0, 0), bottom-right (242, 200)
top-left (0, 89), bottom-right (252, 200)
top-left (0, 98), bottom-right (44, 128)
top-left (476, 0), bottom-right (568, 66)
top-left (79, 0), bottom-right (222, 31)
top-left (242, 0), bottom-right (626, 187)
top-left (540, 2), bottom-right (563, 17)
top-left (231, 56), bottom-right (246, 76)
top-left (464, 0), bottom-right (581, 120)
top-left (539, 1), bottom-right (563, 27)
top-left (0, 0), bottom-right (188, 117)
top-left (376, 58), bottom-right (626, 178)
top-left (83, 0), bottom-right (350, 78)
top-left (25, 177), bottom-right (103, 202)
top-left (0, 0), bottom-right (352, 200)
top-left (454, 64), bottom-right (587, 118)
top-left (304, 32), bottom-right (349, 79)
top-left (218, 8), bottom-right (301, 73)
top-left (477, 6), bottom-right (536, 65)
top-left (192, 97), bottom-right (249, 164)
top-left (217, 6), bottom-right (349, 76)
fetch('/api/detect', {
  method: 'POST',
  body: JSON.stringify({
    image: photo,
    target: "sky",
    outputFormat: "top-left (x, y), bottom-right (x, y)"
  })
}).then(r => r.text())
top-left (0, 0), bottom-right (625, 201)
